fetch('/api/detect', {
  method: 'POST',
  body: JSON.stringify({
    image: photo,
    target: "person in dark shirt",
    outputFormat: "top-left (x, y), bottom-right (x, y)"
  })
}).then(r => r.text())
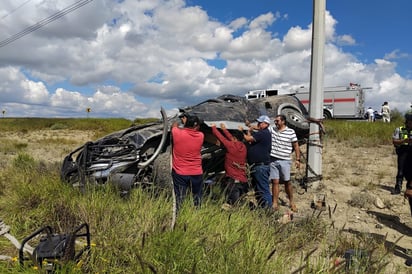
top-left (240, 115), bottom-right (272, 209)
top-left (392, 114), bottom-right (412, 194)
top-left (400, 114), bottom-right (412, 216)
top-left (211, 123), bottom-right (248, 205)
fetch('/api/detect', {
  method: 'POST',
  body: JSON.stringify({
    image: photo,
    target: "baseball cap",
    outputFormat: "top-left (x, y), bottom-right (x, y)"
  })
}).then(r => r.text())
top-left (256, 115), bottom-right (271, 124)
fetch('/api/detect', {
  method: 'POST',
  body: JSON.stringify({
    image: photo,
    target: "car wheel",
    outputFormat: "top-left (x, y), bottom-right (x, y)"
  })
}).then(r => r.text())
top-left (152, 151), bottom-right (173, 192)
top-left (280, 107), bottom-right (309, 137)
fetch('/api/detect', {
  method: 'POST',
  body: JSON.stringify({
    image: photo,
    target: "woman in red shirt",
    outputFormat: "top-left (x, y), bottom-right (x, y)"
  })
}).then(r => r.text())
top-left (171, 115), bottom-right (204, 213)
top-left (211, 123), bottom-right (248, 205)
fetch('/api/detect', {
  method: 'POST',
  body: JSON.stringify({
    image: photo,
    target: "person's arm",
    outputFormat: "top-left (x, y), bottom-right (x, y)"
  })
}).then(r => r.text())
top-left (220, 123), bottom-right (235, 140)
top-left (245, 120), bottom-right (259, 131)
top-left (211, 124), bottom-right (230, 147)
top-left (393, 138), bottom-right (407, 146)
top-left (239, 125), bottom-right (255, 143)
top-left (392, 128), bottom-right (411, 145)
top-left (393, 138), bottom-right (412, 145)
top-left (292, 141), bottom-right (301, 168)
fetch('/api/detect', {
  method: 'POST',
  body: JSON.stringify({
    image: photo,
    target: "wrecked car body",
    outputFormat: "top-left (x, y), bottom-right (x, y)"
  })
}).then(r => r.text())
top-left (60, 94), bottom-right (309, 194)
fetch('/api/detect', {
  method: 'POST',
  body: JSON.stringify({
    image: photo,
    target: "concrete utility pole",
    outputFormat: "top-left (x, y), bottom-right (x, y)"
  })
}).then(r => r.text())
top-left (307, 0), bottom-right (326, 188)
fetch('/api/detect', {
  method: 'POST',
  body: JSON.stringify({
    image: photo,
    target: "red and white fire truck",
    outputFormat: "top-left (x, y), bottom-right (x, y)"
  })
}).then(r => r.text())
top-left (245, 83), bottom-right (370, 119)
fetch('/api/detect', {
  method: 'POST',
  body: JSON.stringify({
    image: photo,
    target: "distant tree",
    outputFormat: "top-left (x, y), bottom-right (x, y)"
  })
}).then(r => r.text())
top-left (2, 109), bottom-right (5, 118)
top-left (86, 107), bottom-right (91, 118)
top-left (391, 108), bottom-right (403, 121)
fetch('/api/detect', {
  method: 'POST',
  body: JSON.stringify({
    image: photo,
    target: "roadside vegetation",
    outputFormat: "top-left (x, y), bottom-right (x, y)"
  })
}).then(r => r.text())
top-left (0, 116), bottom-right (407, 273)
top-left (0, 117), bottom-right (157, 137)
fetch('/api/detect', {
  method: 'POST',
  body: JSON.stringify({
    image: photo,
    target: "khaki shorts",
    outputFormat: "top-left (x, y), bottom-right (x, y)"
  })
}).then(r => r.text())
top-left (269, 159), bottom-right (291, 182)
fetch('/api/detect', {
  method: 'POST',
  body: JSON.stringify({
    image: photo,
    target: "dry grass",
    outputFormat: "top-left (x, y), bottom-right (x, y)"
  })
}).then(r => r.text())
top-left (0, 118), bottom-right (411, 273)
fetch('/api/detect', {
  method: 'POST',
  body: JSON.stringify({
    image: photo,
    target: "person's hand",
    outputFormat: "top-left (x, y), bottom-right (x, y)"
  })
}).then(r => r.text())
top-left (220, 123), bottom-right (226, 129)
top-left (401, 138), bottom-right (411, 144)
top-left (211, 123), bottom-right (216, 127)
top-left (295, 160), bottom-right (301, 169)
top-left (180, 116), bottom-right (187, 125)
top-left (238, 125), bottom-right (244, 131)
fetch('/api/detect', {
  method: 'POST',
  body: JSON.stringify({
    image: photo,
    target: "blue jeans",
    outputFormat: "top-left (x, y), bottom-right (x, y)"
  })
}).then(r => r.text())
top-left (172, 170), bottom-right (203, 213)
top-left (250, 164), bottom-right (271, 208)
top-left (223, 177), bottom-right (249, 205)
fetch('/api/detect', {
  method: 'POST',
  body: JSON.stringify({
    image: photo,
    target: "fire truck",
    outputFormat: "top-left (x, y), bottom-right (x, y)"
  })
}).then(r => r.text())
top-left (245, 83), bottom-right (370, 119)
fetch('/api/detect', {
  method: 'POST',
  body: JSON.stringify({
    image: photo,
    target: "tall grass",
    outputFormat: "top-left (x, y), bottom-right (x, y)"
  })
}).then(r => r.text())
top-left (0, 118), bottom-right (407, 273)
top-left (0, 155), bottom-right (333, 273)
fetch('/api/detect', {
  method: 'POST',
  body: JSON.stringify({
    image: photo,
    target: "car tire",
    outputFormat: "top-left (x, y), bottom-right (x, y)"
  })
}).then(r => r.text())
top-left (280, 107), bottom-right (309, 138)
top-left (152, 151), bottom-right (173, 191)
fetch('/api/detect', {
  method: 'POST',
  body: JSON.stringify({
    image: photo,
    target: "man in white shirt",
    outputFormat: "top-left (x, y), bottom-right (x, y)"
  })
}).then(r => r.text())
top-left (381, 102), bottom-right (391, 123)
top-left (366, 107), bottom-right (374, 122)
top-left (269, 114), bottom-right (301, 212)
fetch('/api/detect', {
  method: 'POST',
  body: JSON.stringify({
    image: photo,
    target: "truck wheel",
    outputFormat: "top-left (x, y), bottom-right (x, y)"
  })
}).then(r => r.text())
top-left (281, 107), bottom-right (309, 137)
top-left (323, 110), bottom-right (332, 119)
top-left (152, 151), bottom-right (173, 192)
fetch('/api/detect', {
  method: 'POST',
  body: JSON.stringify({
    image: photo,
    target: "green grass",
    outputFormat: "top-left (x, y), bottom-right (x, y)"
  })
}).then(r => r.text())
top-left (0, 117), bottom-right (406, 273)
top-left (0, 117), bottom-right (158, 136)
top-left (323, 118), bottom-right (401, 147)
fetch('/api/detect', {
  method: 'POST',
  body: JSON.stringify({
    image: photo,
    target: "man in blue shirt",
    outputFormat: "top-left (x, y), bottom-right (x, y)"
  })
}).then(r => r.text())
top-left (241, 115), bottom-right (272, 209)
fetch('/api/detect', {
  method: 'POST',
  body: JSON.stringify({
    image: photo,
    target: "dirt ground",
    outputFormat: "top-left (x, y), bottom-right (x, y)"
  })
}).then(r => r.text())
top-left (1, 129), bottom-right (412, 270)
top-left (293, 139), bottom-right (412, 271)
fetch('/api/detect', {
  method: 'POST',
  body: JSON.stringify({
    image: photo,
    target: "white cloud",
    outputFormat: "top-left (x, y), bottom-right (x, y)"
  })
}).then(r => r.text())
top-left (283, 26), bottom-right (312, 52)
top-left (21, 80), bottom-right (49, 103)
top-left (249, 13), bottom-right (276, 30)
top-left (384, 49), bottom-right (410, 60)
top-left (0, 0), bottom-right (411, 119)
top-left (229, 17), bottom-right (248, 30)
top-left (337, 34), bottom-right (356, 46)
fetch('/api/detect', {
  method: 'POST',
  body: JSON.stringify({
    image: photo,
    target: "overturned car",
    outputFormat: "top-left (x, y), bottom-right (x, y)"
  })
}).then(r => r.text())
top-left (60, 94), bottom-right (309, 194)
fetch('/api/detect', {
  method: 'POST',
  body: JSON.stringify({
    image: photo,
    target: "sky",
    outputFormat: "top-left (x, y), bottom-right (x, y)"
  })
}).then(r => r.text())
top-left (0, 0), bottom-right (411, 120)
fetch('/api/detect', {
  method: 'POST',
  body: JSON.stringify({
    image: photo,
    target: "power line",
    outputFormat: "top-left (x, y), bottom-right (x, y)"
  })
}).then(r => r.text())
top-left (0, 0), bottom-right (94, 48)
top-left (1, 0), bottom-right (34, 20)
